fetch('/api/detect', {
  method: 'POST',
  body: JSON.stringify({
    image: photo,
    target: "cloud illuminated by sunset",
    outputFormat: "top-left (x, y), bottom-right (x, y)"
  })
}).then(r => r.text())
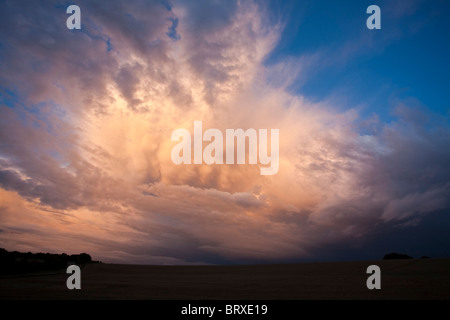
top-left (1, 0), bottom-right (450, 264)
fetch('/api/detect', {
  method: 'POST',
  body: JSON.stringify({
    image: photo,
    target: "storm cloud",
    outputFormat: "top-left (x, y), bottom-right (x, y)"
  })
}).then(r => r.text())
top-left (0, 0), bottom-right (449, 264)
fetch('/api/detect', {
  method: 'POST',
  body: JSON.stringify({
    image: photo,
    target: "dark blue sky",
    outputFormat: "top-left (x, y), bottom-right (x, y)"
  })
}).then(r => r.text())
top-left (266, 0), bottom-right (450, 121)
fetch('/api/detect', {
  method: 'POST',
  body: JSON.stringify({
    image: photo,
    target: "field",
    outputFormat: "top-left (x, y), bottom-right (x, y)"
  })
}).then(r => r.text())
top-left (1, 258), bottom-right (449, 299)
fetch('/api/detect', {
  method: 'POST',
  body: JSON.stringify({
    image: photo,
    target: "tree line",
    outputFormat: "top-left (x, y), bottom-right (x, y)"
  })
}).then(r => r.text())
top-left (0, 248), bottom-right (98, 275)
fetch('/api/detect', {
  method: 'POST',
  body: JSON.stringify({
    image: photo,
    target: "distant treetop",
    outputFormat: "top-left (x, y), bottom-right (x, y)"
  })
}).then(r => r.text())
top-left (383, 253), bottom-right (413, 260)
top-left (0, 248), bottom-right (96, 275)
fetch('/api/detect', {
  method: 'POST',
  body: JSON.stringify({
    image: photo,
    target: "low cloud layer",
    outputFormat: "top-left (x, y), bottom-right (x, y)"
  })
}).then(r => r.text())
top-left (0, 0), bottom-right (449, 264)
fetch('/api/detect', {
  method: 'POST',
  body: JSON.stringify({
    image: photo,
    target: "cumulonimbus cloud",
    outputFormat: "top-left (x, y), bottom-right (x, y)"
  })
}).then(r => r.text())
top-left (0, 0), bottom-right (449, 264)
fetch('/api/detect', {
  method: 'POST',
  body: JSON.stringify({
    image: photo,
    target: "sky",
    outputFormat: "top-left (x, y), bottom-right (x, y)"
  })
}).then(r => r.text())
top-left (0, 0), bottom-right (449, 265)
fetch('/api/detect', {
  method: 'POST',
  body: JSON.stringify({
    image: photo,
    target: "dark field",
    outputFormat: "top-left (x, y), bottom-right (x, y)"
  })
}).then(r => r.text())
top-left (1, 258), bottom-right (450, 299)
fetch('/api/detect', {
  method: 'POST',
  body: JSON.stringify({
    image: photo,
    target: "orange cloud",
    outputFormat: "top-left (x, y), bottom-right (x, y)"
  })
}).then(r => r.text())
top-left (1, 0), bottom-right (450, 264)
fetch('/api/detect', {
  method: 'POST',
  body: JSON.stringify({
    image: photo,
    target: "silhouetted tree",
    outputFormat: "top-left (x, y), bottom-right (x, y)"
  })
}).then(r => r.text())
top-left (79, 253), bottom-right (92, 264)
top-left (383, 252), bottom-right (413, 260)
top-left (0, 248), bottom-right (95, 275)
